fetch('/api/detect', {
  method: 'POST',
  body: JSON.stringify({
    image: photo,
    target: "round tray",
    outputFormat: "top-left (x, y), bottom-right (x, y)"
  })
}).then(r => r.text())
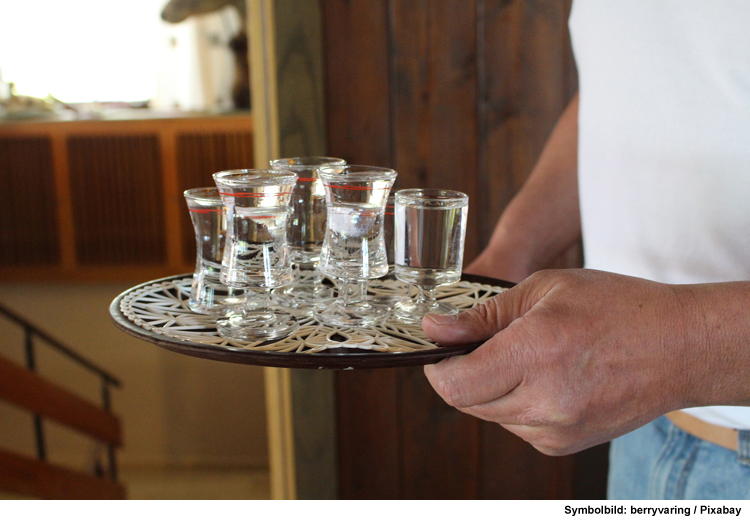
top-left (110, 273), bottom-right (513, 369)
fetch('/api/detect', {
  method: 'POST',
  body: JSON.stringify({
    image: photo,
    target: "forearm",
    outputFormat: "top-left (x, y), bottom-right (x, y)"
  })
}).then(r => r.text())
top-left (676, 281), bottom-right (750, 408)
top-left (475, 95), bottom-right (581, 281)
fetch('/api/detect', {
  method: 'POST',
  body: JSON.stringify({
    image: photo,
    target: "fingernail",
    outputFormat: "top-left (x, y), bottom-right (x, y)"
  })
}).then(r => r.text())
top-left (426, 313), bottom-right (459, 325)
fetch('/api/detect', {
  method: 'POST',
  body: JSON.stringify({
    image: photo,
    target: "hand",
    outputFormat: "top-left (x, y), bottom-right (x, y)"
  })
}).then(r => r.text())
top-left (422, 269), bottom-right (696, 456)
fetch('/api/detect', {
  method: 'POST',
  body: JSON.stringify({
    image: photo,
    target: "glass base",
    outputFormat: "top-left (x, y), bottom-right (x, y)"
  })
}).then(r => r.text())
top-left (189, 276), bottom-right (245, 315)
top-left (365, 271), bottom-right (402, 309)
top-left (393, 299), bottom-right (458, 325)
top-left (271, 283), bottom-right (334, 311)
top-left (216, 310), bottom-right (298, 340)
top-left (368, 292), bottom-right (402, 309)
top-left (189, 294), bottom-right (246, 316)
top-left (313, 299), bottom-right (389, 328)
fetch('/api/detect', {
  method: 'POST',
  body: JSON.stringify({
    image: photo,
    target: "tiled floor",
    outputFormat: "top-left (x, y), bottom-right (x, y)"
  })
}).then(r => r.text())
top-left (119, 467), bottom-right (271, 500)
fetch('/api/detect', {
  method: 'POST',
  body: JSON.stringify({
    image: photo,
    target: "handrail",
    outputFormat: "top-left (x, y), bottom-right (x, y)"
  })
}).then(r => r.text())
top-left (0, 301), bottom-right (123, 489)
top-left (0, 303), bottom-right (121, 387)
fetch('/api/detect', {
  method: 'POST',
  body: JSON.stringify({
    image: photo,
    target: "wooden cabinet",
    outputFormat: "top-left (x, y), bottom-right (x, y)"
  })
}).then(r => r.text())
top-left (0, 114), bottom-right (254, 281)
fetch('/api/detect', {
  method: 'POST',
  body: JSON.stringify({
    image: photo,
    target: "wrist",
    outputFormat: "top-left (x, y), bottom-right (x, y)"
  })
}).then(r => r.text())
top-left (669, 282), bottom-right (750, 409)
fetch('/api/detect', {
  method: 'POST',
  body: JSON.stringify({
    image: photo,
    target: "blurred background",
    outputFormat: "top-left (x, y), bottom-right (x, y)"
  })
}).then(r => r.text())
top-left (0, 0), bottom-right (247, 117)
top-left (0, 0), bottom-right (607, 500)
top-left (0, 0), bottom-right (266, 500)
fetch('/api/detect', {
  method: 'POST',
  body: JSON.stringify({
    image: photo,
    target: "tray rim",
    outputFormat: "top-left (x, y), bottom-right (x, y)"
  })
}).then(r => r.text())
top-left (109, 273), bottom-right (515, 369)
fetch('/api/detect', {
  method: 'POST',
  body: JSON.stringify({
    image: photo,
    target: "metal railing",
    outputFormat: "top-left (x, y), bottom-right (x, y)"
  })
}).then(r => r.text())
top-left (0, 302), bottom-right (122, 480)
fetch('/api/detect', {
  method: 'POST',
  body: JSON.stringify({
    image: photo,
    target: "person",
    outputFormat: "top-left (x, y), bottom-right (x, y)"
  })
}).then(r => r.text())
top-left (421, 0), bottom-right (750, 499)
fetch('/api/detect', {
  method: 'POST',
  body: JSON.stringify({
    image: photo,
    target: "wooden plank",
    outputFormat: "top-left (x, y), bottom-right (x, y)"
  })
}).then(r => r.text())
top-left (0, 448), bottom-right (125, 500)
top-left (290, 370), bottom-right (338, 499)
top-left (335, 369), bottom-right (400, 499)
top-left (323, 0), bottom-right (400, 500)
top-left (573, 443), bottom-right (609, 499)
top-left (478, 0), bottom-right (579, 252)
top-left (322, 0), bottom-right (392, 166)
top-left (323, 0), bottom-right (595, 501)
top-left (249, 0), bottom-right (281, 169)
top-left (476, 0), bottom-right (521, 250)
top-left (252, 0), bottom-right (341, 500)
top-left (249, 0), bottom-right (295, 500)
top-left (390, 0), bottom-right (481, 499)
top-left (391, 0), bottom-right (480, 259)
top-left (50, 130), bottom-right (77, 272)
top-left (159, 130), bottom-right (184, 271)
top-left (480, 422), bottom-right (573, 499)
top-left (399, 366), bottom-right (479, 499)
top-left (0, 114), bottom-right (254, 139)
top-left (263, 368), bottom-right (297, 500)
top-left (274, 0), bottom-right (328, 157)
top-left (476, 0), bottom-right (583, 498)
top-left (0, 355), bottom-right (122, 447)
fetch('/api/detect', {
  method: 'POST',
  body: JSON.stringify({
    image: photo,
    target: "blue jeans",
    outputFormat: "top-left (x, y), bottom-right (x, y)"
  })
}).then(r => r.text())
top-left (608, 416), bottom-right (750, 499)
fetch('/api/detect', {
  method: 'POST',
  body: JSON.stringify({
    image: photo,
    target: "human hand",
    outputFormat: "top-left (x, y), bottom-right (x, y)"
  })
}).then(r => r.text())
top-left (422, 269), bottom-right (696, 456)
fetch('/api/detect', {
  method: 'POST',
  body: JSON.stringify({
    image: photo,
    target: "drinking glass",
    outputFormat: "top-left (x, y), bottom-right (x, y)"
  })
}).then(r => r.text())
top-left (314, 165), bottom-right (397, 327)
top-left (212, 169), bottom-right (299, 340)
top-left (183, 187), bottom-right (243, 314)
top-left (269, 156), bottom-right (346, 310)
top-left (393, 189), bottom-right (469, 323)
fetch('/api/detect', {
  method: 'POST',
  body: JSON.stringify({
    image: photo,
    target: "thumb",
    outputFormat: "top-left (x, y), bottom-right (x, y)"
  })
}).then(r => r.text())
top-left (421, 274), bottom-right (552, 346)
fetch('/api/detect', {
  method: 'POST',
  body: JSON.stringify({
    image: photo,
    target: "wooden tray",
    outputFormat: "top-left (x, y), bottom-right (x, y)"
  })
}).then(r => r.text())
top-left (110, 273), bottom-right (513, 369)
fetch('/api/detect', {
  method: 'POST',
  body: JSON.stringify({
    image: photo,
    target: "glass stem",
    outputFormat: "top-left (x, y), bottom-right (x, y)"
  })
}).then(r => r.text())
top-left (311, 264), bottom-right (324, 288)
top-left (295, 257), bottom-right (324, 288)
top-left (292, 263), bottom-right (302, 286)
top-left (245, 288), bottom-right (271, 313)
top-left (338, 279), bottom-right (368, 307)
top-left (416, 285), bottom-right (438, 308)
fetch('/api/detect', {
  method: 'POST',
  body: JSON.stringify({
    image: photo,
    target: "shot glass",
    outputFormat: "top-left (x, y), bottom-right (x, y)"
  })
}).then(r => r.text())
top-left (183, 187), bottom-right (243, 315)
top-left (393, 189), bottom-right (469, 323)
top-left (212, 169), bottom-right (299, 340)
top-left (269, 156), bottom-right (346, 310)
top-left (314, 165), bottom-right (397, 327)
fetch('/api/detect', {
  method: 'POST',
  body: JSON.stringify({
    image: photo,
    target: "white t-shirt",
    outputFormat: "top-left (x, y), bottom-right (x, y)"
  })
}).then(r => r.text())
top-left (570, 0), bottom-right (750, 429)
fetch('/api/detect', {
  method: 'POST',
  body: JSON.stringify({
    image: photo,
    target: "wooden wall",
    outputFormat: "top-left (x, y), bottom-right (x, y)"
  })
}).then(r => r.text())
top-left (323, 0), bottom-right (606, 499)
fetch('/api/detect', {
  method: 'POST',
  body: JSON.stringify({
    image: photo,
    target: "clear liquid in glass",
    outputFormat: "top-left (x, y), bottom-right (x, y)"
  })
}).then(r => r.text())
top-left (212, 169), bottom-right (298, 341)
top-left (221, 205), bottom-right (293, 289)
top-left (320, 202), bottom-right (389, 280)
top-left (393, 189), bottom-right (468, 324)
top-left (314, 164), bottom-right (397, 328)
top-left (184, 187), bottom-right (243, 315)
top-left (395, 204), bottom-right (467, 286)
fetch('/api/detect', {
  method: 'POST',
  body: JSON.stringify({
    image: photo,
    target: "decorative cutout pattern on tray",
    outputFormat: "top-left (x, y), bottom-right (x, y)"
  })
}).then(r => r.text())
top-left (119, 277), bottom-right (507, 354)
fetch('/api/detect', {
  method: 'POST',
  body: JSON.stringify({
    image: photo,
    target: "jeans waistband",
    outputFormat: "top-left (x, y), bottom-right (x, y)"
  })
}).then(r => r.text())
top-left (666, 410), bottom-right (750, 466)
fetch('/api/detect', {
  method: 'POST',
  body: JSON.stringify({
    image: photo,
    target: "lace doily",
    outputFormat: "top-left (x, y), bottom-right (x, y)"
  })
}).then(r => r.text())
top-left (119, 276), bottom-right (507, 354)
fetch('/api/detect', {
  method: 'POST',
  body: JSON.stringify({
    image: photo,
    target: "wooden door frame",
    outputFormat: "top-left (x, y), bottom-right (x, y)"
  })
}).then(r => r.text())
top-left (248, 0), bottom-right (295, 501)
top-left (248, 0), bottom-right (336, 500)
